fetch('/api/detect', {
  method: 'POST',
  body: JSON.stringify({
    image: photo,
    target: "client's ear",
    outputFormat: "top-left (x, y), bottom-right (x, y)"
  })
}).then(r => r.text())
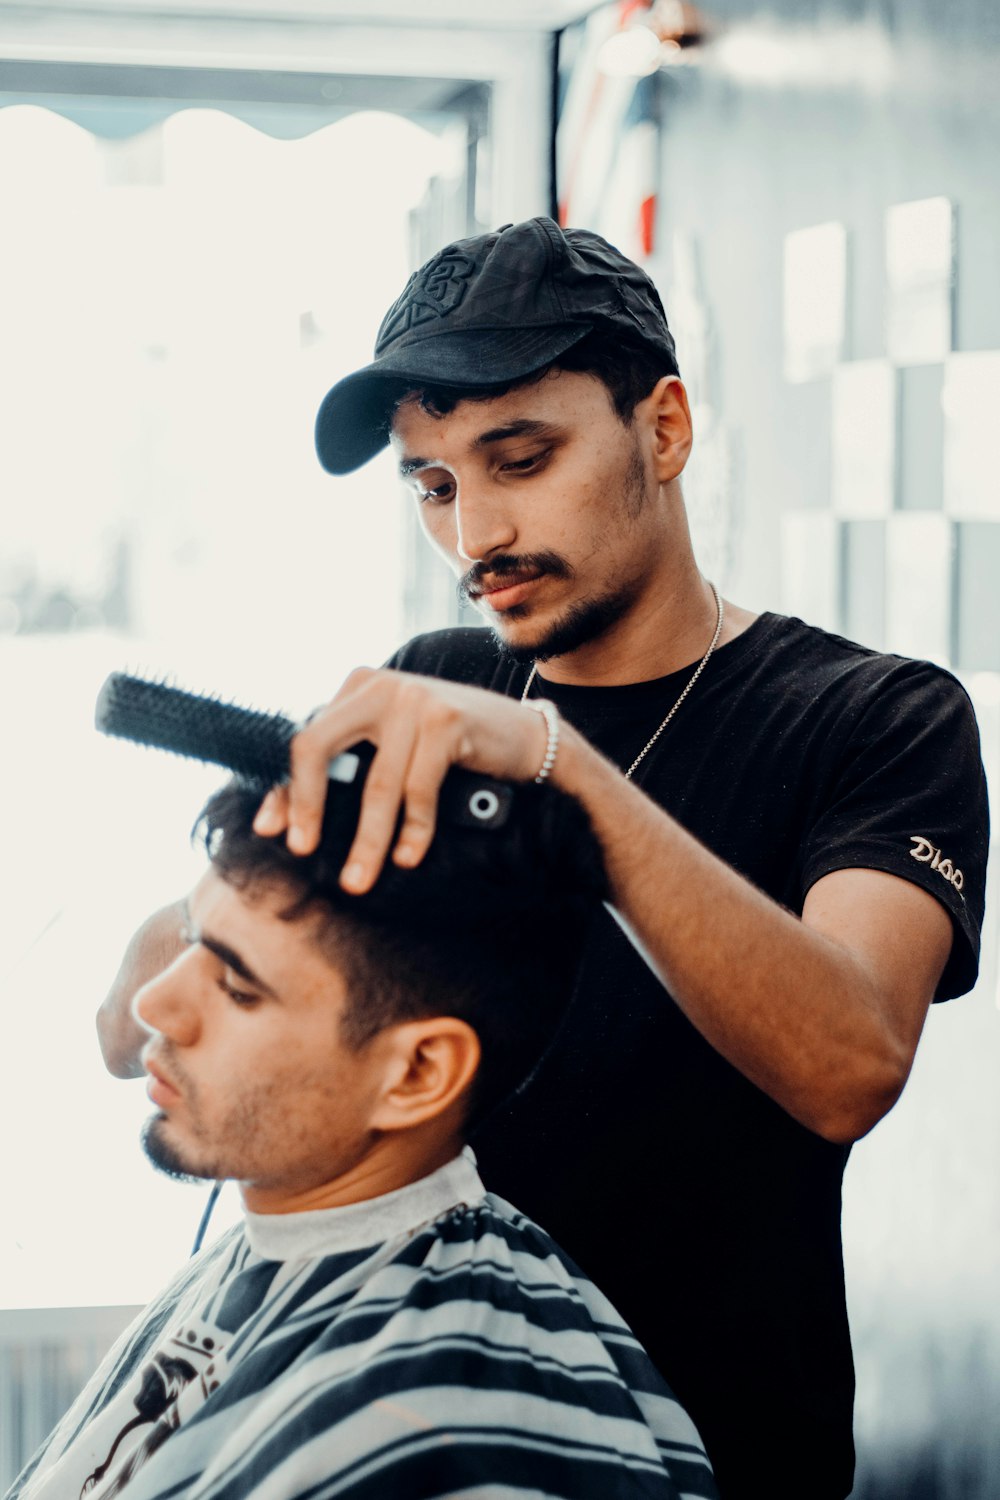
top-left (370, 1019), bottom-right (481, 1133)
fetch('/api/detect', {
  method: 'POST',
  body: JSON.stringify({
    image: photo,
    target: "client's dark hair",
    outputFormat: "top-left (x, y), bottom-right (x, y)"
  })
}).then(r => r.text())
top-left (388, 328), bottom-right (675, 430)
top-left (197, 775), bottom-right (608, 1130)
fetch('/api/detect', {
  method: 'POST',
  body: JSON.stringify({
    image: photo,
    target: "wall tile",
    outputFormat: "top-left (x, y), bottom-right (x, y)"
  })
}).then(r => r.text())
top-left (955, 523), bottom-right (1000, 671)
top-left (944, 351), bottom-right (1000, 519)
top-left (898, 363), bottom-right (945, 511)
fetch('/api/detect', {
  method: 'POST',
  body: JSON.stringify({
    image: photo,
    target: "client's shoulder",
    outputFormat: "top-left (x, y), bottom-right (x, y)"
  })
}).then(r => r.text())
top-left (390, 1192), bottom-right (668, 1378)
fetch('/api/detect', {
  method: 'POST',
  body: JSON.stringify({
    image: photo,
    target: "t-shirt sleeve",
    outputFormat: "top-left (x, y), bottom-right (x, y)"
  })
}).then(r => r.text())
top-left (381, 643), bottom-right (407, 670)
top-left (381, 632), bottom-right (452, 675)
top-left (799, 660), bottom-right (990, 1001)
top-left (381, 627), bottom-right (507, 688)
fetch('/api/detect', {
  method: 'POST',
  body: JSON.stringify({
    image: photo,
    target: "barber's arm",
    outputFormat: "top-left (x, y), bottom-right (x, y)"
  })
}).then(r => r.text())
top-left (550, 728), bottom-right (952, 1144)
top-left (97, 898), bottom-right (186, 1077)
top-left (250, 666), bottom-right (956, 1145)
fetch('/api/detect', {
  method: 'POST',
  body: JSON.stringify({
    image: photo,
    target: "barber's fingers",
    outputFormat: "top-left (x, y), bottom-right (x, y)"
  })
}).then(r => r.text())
top-left (337, 718), bottom-right (422, 893)
top-left (280, 667), bottom-right (382, 854)
top-left (254, 669), bottom-right (552, 870)
top-left (253, 694), bottom-right (356, 838)
top-left (392, 726), bottom-right (457, 870)
top-left (254, 783), bottom-right (290, 837)
top-left (339, 688), bottom-right (472, 891)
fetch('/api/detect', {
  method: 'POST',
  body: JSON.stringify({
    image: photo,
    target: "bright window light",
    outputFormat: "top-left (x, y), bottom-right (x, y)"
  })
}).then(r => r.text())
top-left (0, 102), bottom-right (447, 1308)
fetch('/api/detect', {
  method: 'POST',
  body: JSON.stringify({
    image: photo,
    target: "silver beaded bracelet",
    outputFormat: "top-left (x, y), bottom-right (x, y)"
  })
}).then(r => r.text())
top-left (526, 699), bottom-right (559, 784)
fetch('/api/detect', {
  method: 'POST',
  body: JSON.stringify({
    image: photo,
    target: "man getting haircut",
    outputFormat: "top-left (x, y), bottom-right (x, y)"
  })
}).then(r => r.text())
top-left (12, 777), bottom-right (717, 1500)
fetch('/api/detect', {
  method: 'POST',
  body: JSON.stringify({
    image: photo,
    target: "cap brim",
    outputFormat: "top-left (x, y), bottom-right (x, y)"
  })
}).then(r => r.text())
top-left (314, 323), bottom-right (593, 476)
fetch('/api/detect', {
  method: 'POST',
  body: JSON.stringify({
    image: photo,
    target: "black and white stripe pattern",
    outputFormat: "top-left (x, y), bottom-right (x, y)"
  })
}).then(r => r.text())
top-left (10, 1168), bottom-right (716, 1500)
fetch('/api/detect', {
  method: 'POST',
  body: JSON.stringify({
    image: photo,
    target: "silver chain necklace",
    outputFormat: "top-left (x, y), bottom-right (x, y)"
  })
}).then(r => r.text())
top-left (520, 581), bottom-right (725, 781)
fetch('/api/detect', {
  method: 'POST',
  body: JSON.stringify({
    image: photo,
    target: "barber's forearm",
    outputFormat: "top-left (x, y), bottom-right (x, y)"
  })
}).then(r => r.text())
top-left (552, 725), bottom-right (906, 1142)
top-left (97, 899), bottom-right (186, 1078)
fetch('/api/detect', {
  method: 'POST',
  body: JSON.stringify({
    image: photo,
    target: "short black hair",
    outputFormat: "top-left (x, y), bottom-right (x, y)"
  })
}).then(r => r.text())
top-left (389, 328), bottom-right (675, 429)
top-left (197, 775), bottom-right (607, 1130)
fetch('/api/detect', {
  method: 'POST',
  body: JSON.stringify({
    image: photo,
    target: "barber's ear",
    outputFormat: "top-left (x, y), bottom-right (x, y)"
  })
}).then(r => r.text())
top-left (639, 375), bottom-right (692, 483)
top-left (370, 1019), bottom-right (481, 1132)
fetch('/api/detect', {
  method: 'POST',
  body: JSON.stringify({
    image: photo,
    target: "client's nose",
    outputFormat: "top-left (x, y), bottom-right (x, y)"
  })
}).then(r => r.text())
top-left (133, 948), bottom-right (201, 1048)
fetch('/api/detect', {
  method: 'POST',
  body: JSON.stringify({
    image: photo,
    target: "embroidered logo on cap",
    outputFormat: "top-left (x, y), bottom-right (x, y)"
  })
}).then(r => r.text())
top-left (909, 835), bottom-right (964, 893)
top-left (378, 250), bottom-right (477, 345)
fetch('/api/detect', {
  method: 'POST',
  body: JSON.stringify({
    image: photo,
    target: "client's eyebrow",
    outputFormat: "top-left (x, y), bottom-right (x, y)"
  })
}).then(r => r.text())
top-left (397, 420), bottom-right (562, 477)
top-left (199, 935), bottom-right (277, 997)
top-left (182, 900), bottom-right (277, 997)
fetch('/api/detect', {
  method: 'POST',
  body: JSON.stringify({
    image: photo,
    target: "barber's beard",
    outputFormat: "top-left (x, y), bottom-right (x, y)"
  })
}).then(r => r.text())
top-left (494, 583), bottom-right (641, 665)
top-left (480, 438), bottom-right (650, 666)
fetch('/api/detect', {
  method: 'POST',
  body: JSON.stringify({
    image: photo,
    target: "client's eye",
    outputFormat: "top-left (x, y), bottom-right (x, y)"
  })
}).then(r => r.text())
top-left (216, 975), bottom-right (261, 1009)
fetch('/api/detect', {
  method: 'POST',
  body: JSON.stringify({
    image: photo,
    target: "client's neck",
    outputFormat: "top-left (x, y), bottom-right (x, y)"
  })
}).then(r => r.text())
top-left (240, 1132), bottom-right (465, 1216)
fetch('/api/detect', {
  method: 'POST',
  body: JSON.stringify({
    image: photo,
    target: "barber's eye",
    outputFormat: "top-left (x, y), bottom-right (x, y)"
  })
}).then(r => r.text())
top-left (502, 452), bottom-right (547, 474)
top-left (418, 482), bottom-right (454, 505)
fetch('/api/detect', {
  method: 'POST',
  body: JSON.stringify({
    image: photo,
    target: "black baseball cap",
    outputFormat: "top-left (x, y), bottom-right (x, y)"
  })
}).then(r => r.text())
top-left (314, 216), bottom-right (679, 475)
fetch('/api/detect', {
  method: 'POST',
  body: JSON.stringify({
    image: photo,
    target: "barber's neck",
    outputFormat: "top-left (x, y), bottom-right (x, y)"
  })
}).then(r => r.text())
top-left (239, 1128), bottom-right (465, 1216)
top-left (533, 485), bottom-right (741, 687)
top-left (533, 489), bottom-right (759, 686)
top-left (538, 565), bottom-right (719, 689)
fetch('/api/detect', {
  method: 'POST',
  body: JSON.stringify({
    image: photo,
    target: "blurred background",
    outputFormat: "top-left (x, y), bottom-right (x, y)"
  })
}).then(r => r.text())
top-left (0, 1), bottom-right (996, 1494)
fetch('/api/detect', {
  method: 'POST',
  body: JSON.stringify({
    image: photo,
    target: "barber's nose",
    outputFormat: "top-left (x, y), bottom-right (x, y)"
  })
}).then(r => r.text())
top-left (133, 951), bottom-right (201, 1047)
top-left (454, 486), bottom-right (517, 564)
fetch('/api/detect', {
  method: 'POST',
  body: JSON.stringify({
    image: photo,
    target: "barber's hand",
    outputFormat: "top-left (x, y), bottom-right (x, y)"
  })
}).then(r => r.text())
top-left (97, 899), bottom-right (186, 1078)
top-left (252, 668), bottom-right (554, 893)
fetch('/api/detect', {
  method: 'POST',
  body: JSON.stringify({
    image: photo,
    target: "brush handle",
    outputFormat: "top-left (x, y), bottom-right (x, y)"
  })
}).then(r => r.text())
top-left (94, 672), bottom-right (514, 830)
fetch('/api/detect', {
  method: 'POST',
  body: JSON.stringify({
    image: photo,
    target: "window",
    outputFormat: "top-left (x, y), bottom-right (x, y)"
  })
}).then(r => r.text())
top-left (0, 99), bottom-right (469, 1309)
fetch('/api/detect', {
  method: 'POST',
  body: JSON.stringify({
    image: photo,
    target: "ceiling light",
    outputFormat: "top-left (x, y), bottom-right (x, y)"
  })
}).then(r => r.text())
top-left (597, 3), bottom-right (710, 78)
top-left (598, 25), bottom-right (664, 79)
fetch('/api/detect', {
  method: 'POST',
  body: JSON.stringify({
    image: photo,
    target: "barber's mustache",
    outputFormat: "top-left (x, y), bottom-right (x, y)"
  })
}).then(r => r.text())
top-left (458, 551), bottom-right (573, 605)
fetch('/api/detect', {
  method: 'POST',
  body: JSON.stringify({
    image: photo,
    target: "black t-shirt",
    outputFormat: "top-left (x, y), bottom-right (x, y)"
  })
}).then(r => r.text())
top-left (386, 612), bottom-right (989, 1500)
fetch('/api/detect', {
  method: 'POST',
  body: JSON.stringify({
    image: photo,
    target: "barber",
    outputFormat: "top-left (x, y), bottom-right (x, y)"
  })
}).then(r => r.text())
top-left (99, 220), bottom-right (988, 1499)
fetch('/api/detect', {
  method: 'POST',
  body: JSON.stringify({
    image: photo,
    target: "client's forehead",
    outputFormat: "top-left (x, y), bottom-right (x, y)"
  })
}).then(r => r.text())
top-left (195, 864), bottom-right (291, 922)
top-left (192, 868), bottom-right (344, 995)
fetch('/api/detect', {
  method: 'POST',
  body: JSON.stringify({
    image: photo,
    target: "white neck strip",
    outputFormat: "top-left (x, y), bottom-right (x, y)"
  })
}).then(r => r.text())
top-left (244, 1148), bottom-right (485, 1261)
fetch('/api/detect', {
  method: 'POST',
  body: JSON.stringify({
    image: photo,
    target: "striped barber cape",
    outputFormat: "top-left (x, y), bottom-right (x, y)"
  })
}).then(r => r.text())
top-left (9, 1152), bottom-right (716, 1500)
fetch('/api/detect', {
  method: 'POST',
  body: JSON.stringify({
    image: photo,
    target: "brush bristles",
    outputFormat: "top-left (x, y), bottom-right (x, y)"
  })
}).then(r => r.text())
top-left (95, 673), bottom-right (294, 787)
